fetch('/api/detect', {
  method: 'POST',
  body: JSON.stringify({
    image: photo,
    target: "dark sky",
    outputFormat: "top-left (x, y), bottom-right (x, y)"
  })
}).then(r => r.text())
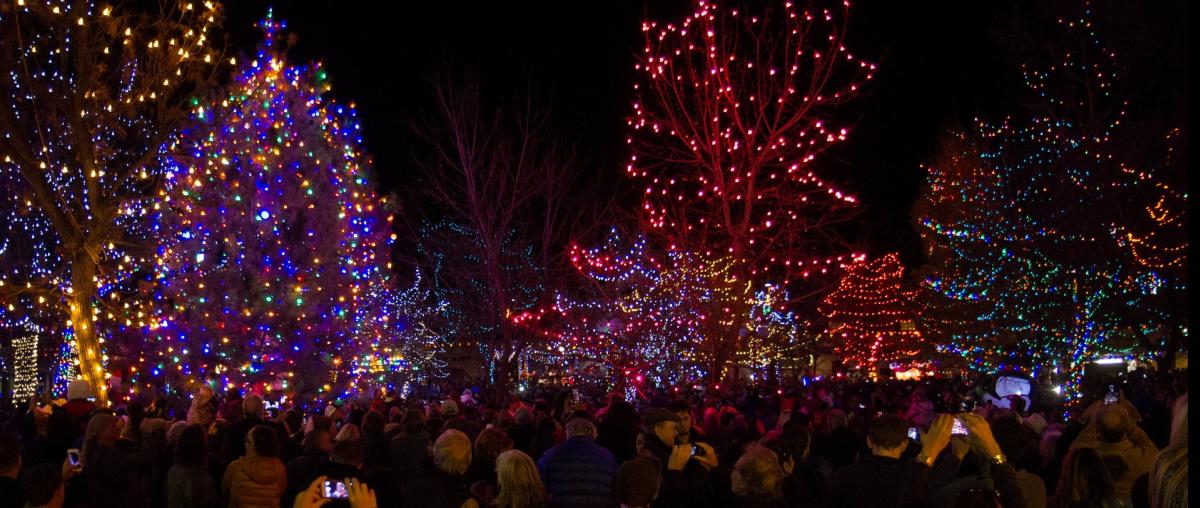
top-left (221, 1), bottom-right (1179, 267)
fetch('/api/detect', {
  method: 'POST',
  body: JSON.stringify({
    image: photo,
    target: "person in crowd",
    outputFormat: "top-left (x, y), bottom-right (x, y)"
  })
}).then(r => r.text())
top-left (597, 398), bottom-right (641, 464)
top-left (1049, 448), bottom-right (1125, 508)
top-left (359, 411), bottom-right (391, 470)
top-left (222, 395), bottom-right (285, 468)
top-left (830, 413), bottom-right (953, 508)
top-left (730, 444), bottom-right (787, 508)
top-left (63, 380), bottom-right (97, 432)
top-left (494, 449), bottom-right (547, 508)
top-left (763, 436), bottom-right (829, 508)
top-left (1070, 404), bottom-right (1158, 501)
top-left (666, 400), bottom-right (703, 446)
top-left (285, 428), bottom-right (332, 502)
top-left (390, 409), bottom-right (430, 480)
top-left (20, 462), bottom-right (78, 508)
top-left (404, 429), bottom-right (473, 508)
top-left (992, 416), bottom-right (1048, 508)
top-left (222, 425), bottom-right (287, 508)
top-left (335, 424), bottom-right (362, 443)
top-left (536, 417), bottom-right (617, 508)
top-left (468, 428), bottom-right (514, 498)
top-left (167, 424), bottom-right (217, 508)
top-left (317, 439), bottom-right (397, 507)
top-left (219, 389), bottom-right (244, 423)
top-left (508, 407), bottom-right (537, 455)
top-left (1146, 394), bottom-right (1186, 508)
top-left (637, 407), bottom-right (717, 507)
top-left (0, 433), bottom-right (24, 508)
top-left (931, 413), bottom-right (1030, 508)
top-left (188, 386), bottom-right (216, 427)
top-left (445, 405), bottom-right (484, 445)
top-left (82, 411), bottom-right (162, 508)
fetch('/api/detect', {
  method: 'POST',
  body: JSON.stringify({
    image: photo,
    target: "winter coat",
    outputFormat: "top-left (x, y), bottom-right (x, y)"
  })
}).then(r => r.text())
top-left (536, 436), bottom-right (618, 508)
top-left (221, 456), bottom-right (287, 508)
top-left (403, 463), bottom-right (472, 508)
top-left (83, 435), bottom-right (161, 508)
top-left (389, 430), bottom-right (431, 480)
top-left (830, 454), bottom-right (934, 508)
top-left (166, 463), bottom-right (217, 508)
top-left (284, 450), bottom-right (329, 502)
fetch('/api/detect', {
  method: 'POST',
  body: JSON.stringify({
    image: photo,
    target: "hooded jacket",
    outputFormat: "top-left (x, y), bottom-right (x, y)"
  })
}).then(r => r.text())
top-left (222, 455), bottom-right (287, 508)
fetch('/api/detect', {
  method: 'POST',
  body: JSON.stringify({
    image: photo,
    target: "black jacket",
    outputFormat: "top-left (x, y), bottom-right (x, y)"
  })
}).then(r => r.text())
top-left (640, 432), bottom-right (714, 508)
top-left (830, 454), bottom-right (934, 508)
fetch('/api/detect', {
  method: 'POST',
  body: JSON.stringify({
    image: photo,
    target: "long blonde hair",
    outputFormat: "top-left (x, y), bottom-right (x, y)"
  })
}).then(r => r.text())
top-left (494, 449), bottom-right (546, 508)
top-left (1149, 394), bottom-right (1187, 508)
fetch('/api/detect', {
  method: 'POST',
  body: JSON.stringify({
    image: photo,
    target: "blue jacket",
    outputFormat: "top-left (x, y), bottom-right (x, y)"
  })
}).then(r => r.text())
top-left (537, 435), bottom-right (619, 508)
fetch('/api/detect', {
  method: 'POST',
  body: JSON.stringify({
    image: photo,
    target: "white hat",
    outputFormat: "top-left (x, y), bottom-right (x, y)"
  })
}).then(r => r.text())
top-left (67, 379), bottom-right (92, 401)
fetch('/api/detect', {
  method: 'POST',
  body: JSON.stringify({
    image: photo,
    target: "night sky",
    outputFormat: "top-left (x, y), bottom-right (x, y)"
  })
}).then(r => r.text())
top-left (222, 1), bottom-right (1181, 267)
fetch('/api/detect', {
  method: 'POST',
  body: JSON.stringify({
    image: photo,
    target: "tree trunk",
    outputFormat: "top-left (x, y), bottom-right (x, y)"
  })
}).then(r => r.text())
top-left (68, 249), bottom-right (108, 405)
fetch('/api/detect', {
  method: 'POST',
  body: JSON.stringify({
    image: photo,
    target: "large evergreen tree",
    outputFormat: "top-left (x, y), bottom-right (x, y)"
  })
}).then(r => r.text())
top-left (134, 14), bottom-right (391, 396)
top-left (820, 253), bottom-right (923, 371)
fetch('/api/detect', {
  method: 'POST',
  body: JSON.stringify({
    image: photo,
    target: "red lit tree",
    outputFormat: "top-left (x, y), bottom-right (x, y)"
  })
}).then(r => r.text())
top-left (626, 0), bottom-right (874, 299)
top-left (820, 253), bottom-right (923, 370)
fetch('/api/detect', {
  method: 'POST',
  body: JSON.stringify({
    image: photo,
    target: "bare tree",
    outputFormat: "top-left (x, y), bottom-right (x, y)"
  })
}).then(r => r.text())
top-left (411, 71), bottom-right (592, 391)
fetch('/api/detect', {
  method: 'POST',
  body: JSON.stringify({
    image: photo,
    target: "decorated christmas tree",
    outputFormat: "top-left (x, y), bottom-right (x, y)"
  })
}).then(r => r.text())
top-left (914, 7), bottom-right (1185, 388)
top-left (820, 253), bottom-right (923, 370)
top-left (133, 13), bottom-right (391, 397)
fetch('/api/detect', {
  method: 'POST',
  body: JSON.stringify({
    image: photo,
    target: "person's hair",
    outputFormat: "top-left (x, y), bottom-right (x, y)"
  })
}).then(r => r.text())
top-left (242, 394), bottom-right (265, 420)
top-left (1095, 406), bottom-right (1130, 443)
top-left (0, 433), bottom-right (20, 473)
top-left (867, 414), bottom-right (908, 449)
top-left (82, 411), bottom-right (118, 464)
top-left (1149, 394), bottom-right (1188, 508)
top-left (731, 444), bottom-right (785, 499)
top-left (309, 415), bottom-right (333, 434)
top-left (19, 463), bottom-right (62, 505)
top-left (361, 410), bottom-right (385, 437)
top-left (565, 417), bottom-right (598, 438)
top-left (665, 399), bottom-right (690, 414)
top-left (779, 424), bottom-right (811, 456)
top-left (174, 424), bottom-right (208, 467)
top-left (613, 456), bottom-right (662, 507)
top-left (247, 425), bottom-right (280, 458)
top-left (433, 429), bottom-right (472, 475)
top-left (335, 423), bottom-right (361, 442)
top-left (304, 428), bottom-right (331, 453)
top-left (1055, 448), bottom-right (1118, 507)
top-left (474, 428), bottom-right (514, 462)
top-left (494, 449), bottom-right (547, 508)
top-left (330, 438), bottom-right (365, 466)
top-left (402, 408), bottom-right (426, 434)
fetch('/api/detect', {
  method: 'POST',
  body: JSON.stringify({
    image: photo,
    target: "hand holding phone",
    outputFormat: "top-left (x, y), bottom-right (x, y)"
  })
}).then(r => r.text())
top-left (67, 448), bottom-right (81, 467)
top-left (907, 427), bottom-right (920, 441)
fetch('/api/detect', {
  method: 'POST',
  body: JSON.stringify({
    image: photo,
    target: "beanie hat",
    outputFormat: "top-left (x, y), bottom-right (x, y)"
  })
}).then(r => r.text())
top-left (67, 379), bottom-right (92, 401)
top-left (441, 399), bottom-right (459, 417)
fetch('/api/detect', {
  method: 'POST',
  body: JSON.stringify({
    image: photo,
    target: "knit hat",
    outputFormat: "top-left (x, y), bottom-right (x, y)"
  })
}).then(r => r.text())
top-left (441, 399), bottom-right (459, 417)
top-left (642, 407), bottom-right (682, 431)
top-left (166, 421), bottom-right (191, 443)
top-left (67, 379), bottom-right (92, 401)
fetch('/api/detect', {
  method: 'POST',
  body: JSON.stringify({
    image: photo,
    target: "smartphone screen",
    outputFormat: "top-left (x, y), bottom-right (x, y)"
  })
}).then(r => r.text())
top-left (951, 418), bottom-right (968, 436)
top-left (323, 480), bottom-right (349, 499)
top-left (67, 449), bottom-right (80, 466)
top-left (907, 427), bottom-right (919, 441)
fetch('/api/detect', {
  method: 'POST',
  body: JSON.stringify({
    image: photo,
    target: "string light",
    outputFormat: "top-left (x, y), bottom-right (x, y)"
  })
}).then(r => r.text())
top-left (820, 253), bottom-right (923, 371)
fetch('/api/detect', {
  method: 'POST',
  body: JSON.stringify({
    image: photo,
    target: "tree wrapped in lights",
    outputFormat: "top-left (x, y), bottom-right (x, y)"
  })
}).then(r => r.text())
top-left (820, 253), bottom-right (923, 370)
top-left (348, 271), bottom-right (450, 396)
top-left (915, 7), bottom-right (1185, 385)
top-left (627, 0), bottom-right (873, 295)
top-left (0, 0), bottom-right (223, 404)
top-left (513, 230), bottom-right (746, 385)
top-left (136, 14), bottom-right (391, 397)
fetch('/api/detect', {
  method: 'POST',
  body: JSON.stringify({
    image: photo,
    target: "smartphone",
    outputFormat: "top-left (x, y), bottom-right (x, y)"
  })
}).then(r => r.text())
top-left (907, 427), bottom-right (919, 441)
top-left (1104, 385), bottom-right (1118, 404)
top-left (951, 418), bottom-right (968, 436)
top-left (690, 444), bottom-right (704, 457)
top-left (67, 448), bottom-right (80, 467)
top-left (323, 479), bottom-right (349, 499)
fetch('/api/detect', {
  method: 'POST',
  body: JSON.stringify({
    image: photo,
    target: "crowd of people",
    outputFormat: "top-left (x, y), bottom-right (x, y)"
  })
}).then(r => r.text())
top-left (0, 370), bottom-right (1187, 508)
